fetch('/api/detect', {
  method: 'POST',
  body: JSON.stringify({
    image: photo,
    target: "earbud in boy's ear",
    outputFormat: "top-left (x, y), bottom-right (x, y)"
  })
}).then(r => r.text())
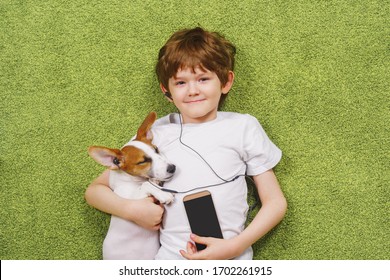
top-left (164, 92), bottom-right (173, 101)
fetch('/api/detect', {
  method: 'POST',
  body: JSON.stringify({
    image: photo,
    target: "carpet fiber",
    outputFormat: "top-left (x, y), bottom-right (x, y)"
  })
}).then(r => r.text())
top-left (1, 0), bottom-right (388, 259)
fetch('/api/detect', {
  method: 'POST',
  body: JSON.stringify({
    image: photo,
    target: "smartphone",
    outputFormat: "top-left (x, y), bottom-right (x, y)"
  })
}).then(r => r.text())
top-left (183, 190), bottom-right (223, 251)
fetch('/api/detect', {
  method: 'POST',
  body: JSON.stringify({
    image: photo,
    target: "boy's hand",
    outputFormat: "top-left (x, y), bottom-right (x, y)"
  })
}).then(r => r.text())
top-left (129, 196), bottom-right (164, 231)
top-left (179, 234), bottom-right (240, 260)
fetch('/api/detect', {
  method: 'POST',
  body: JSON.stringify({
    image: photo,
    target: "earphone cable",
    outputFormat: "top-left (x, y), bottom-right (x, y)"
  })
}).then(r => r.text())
top-left (178, 113), bottom-right (230, 182)
top-left (148, 113), bottom-right (260, 220)
top-left (150, 113), bottom-right (251, 192)
top-left (149, 174), bottom-right (244, 194)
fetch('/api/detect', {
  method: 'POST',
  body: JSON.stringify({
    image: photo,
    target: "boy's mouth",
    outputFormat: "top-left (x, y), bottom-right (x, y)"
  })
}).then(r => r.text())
top-left (185, 99), bottom-right (206, 104)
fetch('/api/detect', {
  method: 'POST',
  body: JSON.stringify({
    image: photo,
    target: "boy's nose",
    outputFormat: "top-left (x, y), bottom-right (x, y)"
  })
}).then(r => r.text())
top-left (188, 82), bottom-right (200, 95)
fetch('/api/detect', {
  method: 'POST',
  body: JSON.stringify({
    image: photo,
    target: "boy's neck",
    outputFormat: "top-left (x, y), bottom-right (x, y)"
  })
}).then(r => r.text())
top-left (180, 110), bottom-right (219, 124)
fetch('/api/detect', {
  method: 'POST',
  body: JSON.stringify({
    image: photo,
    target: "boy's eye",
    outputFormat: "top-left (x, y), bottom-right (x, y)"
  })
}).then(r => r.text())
top-left (175, 81), bottom-right (185, 86)
top-left (199, 77), bottom-right (210, 83)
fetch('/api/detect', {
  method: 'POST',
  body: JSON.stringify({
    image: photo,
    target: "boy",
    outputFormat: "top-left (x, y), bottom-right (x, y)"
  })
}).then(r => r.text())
top-left (85, 27), bottom-right (287, 260)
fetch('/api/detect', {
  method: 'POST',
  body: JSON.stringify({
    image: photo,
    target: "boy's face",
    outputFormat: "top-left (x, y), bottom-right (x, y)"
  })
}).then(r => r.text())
top-left (162, 67), bottom-right (234, 124)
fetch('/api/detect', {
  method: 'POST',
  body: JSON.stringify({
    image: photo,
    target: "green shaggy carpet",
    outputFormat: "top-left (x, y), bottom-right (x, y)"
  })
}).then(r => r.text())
top-left (1, 0), bottom-right (388, 260)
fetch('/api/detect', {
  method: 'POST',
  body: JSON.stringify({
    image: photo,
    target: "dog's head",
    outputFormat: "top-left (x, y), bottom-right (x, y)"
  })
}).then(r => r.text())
top-left (88, 112), bottom-right (176, 183)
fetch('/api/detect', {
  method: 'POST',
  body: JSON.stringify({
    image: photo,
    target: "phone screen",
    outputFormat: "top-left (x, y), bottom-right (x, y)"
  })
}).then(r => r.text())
top-left (183, 191), bottom-right (223, 251)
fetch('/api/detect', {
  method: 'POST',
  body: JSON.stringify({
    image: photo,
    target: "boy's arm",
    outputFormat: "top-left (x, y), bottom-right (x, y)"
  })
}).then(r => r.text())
top-left (180, 169), bottom-right (287, 259)
top-left (232, 169), bottom-right (287, 255)
top-left (85, 170), bottom-right (164, 231)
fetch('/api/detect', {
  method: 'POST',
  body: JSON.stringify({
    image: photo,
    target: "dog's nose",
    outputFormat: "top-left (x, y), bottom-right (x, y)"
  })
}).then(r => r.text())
top-left (167, 164), bottom-right (176, 174)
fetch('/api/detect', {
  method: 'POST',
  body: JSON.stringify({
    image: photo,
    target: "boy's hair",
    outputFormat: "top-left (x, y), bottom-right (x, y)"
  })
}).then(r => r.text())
top-left (156, 27), bottom-right (236, 107)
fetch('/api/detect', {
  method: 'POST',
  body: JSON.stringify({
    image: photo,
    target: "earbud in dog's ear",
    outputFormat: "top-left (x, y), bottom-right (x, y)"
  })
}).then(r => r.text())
top-left (165, 92), bottom-right (173, 101)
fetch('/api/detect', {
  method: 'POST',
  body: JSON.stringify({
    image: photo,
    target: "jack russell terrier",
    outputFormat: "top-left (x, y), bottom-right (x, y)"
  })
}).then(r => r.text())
top-left (88, 111), bottom-right (175, 259)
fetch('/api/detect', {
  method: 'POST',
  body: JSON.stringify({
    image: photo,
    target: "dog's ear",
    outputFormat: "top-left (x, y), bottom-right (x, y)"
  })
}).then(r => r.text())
top-left (135, 111), bottom-right (157, 143)
top-left (88, 146), bottom-right (122, 169)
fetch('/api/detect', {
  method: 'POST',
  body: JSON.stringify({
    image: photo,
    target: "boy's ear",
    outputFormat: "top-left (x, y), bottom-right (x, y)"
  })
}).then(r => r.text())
top-left (160, 83), bottom-right (168, 93)
top-left (136, 111), bottom-right (157, 142)
top-left (221, 71), bottom-right (235, 94)
top-left (88, 146), bottom-right (122, 169)
top-left (160, 83), bottom-right (173, 102)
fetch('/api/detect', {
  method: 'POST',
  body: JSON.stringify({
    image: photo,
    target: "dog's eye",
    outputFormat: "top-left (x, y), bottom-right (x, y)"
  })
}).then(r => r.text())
top-left (137, 157), bottom-right (152, 165)
top-left (113, 157), bottom-right (121, 166)
top-left (154, 147), bottom-right (159, 154)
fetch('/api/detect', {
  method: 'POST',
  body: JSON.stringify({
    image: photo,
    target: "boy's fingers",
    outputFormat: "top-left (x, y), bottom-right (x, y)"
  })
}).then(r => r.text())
top-left (186, 241), bottom-right (196, 254)
top-left (190, 234), bottom-right (209, 245)
top-left (146, 196), bottom-right (160, 204)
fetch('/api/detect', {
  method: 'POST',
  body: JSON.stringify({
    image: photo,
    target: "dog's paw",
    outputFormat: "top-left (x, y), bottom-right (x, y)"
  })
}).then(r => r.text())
top-left (154, 191), bottom-right (174, 204)
top-left (141, 181), bottom-right (174, 204)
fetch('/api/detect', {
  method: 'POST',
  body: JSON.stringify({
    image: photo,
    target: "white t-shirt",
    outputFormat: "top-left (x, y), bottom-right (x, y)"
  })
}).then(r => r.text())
top-left (126, 112), bottom-right (282, 259)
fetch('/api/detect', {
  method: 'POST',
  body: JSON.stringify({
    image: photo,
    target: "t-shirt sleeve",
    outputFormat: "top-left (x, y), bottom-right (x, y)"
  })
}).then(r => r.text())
top-left (242, 115), bottom-right (282, 176)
